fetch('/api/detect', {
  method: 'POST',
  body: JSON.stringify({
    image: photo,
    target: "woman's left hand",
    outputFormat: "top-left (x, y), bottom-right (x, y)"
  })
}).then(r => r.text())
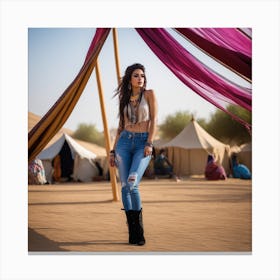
top-left (144, 146), bottom-right (153, 157)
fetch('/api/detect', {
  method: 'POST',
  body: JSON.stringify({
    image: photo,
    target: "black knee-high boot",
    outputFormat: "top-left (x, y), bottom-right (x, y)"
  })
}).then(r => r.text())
top-left (125, 210), bottom-right (137, 244)
top-left (133, 209), bottom-right (146, 246)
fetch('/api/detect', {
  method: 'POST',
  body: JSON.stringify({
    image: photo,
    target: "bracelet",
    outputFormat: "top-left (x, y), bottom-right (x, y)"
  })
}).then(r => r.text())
top-left (110, 150), bottom-right (115, 156)
top-left (145, 142), bottom-right (153, 148)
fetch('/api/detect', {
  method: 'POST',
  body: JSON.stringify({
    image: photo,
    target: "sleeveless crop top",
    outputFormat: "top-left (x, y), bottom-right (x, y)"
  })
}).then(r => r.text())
top-left (124, 93), bottom-right (150, 126)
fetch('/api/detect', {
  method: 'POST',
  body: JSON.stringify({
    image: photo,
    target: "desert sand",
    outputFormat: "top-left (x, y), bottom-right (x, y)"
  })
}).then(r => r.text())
top-left (28, 178), bottom-right (251, 253)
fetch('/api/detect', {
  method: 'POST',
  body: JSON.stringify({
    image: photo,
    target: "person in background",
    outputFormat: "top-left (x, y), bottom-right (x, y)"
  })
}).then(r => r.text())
top-left (154, 148), bottom-right (180, 182)
top-left (204, 154), bottom-right (227, 180)
top-left (109, 63), bottom-right (158, 246)
top-left (52, 154), bottom-right (61, 183)
top-left (28, 158), bottom-right (48, 185)
top-left (231, 154), bottom-right (251, 179)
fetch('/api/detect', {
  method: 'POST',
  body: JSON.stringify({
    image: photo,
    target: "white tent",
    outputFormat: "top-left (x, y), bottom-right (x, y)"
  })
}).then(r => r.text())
top-left (159, 119), bottom-right (230, 176)
top-left (37, 134), bottom-right (99, 182)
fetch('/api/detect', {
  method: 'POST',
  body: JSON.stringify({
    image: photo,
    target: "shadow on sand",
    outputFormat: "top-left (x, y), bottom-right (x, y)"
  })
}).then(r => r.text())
top-left (28, 228), bottom-right (128, 252)
top-left (28, 227), bottom-right (68, 252)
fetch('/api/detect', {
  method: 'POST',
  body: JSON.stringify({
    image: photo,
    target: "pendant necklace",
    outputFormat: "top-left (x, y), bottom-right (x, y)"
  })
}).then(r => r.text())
top-left (129, 90), bottom-right (142, 124)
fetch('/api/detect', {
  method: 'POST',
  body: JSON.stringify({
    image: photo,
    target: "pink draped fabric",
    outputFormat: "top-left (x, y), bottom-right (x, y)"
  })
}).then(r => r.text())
top-left (136, 28), bottom-right (251, 128)
top-left (175, 28), bottom-right (251, 81)
top-left (186, 28), bottom-right (252, 58)
top-left (238, 28), bottom-right (252, 39)
top-left (84, 28), bottom-right (111, 65)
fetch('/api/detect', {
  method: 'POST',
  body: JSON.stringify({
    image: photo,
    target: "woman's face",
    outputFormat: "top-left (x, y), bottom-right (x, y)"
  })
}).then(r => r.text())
top-left (130, 69), bottom-right (145, 89)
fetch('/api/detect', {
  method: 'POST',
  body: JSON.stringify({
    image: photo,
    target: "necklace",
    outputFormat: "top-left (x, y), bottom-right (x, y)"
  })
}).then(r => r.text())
top-left (128, 90), bottom-right (142, 124)
top-left (129, 92), bottom-right (141, 123)
top-left (129, 103), bottom-right (138, 124)
top-left (130, 93), bottom-right (140, 102)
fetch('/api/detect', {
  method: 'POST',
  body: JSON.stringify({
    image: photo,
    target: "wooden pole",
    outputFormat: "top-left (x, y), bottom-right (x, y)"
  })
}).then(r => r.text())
top-left (112, 28), bottom-right (122, 85)
top-left (95, 59), bottom-right (119, 201)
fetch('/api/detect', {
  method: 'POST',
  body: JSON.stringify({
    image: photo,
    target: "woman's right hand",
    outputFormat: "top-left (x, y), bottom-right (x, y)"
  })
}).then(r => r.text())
top-left (109, 154), bottom-right (115, 167)
top-left (109, 150), bottom-right (116, 167)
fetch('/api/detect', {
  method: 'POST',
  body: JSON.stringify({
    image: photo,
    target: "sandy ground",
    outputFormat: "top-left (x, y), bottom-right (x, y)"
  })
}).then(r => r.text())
top-left (28, 178), bottom-right (252, 253)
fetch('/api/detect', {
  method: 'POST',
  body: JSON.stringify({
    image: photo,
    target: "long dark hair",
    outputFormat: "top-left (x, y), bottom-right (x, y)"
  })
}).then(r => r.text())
top-left (115, 63), bottom-right (147, 130)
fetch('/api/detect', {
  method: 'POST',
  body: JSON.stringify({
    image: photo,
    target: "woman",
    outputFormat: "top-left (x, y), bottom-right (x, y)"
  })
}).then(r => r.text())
top-left (109, 63), bottom-right (158, 246)
top-left (231, 154), bottom-right (251, 179)
top-left (154, 148), bottom-right (180, 182)
top-left (204, 154), bottom-right (227, 180)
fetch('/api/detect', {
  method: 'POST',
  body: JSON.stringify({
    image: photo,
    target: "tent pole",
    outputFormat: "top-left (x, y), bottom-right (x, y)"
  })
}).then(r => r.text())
top-left (95, 59), bottom-right (119, 202)
top-left (112, 28), bottom-right (121, 84)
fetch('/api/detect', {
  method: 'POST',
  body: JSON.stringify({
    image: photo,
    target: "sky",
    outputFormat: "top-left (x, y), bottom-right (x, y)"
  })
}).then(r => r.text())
top-left (28, 28), bottom-right (251, 132)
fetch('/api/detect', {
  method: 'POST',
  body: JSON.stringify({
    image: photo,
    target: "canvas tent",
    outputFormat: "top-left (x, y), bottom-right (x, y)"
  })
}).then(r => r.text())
top-left (158, 119), bottom-right (230, 176)
top-left (37, 133), bottom-right (99, 183)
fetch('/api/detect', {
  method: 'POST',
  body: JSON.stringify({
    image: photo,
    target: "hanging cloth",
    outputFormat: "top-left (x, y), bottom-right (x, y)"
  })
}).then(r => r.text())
top-left (28, 28), bottom-right (111, 162)
top-left (136, 28), bottom-right (251, 129)
top-left (175, 28), bottom-right (252, 81)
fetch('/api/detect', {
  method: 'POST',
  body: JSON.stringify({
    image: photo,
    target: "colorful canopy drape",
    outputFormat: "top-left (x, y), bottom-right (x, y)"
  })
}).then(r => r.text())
top-left (136, 28), bottom-right (252, 128)
top-left (179, 28), bottom-right (252, 58)
top-left (175, 28), bottom-right (252, 81)
top-left (238, 28), bottom-right (252, 39)
top-left (28, 28), bottom-right (111, 162)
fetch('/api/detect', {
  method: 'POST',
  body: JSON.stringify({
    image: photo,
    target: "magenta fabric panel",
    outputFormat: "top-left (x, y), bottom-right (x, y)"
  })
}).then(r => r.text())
top-left (238, 28), bottom-right (252, 39)
top-left (135, 28), bottom-right (251, 128)
top-left (189, 28), bottom-right (252, 58)
top-left (84, 28), bottom-right (111, 65)
top-left (175, 28), bottom-right (251, 81)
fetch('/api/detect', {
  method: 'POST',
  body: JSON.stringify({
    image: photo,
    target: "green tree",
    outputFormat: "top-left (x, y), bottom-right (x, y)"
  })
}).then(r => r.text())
top-left (73, 123), bottom-right (105, 147)
top-left (159, 111), bottom-right (206, 140)
top-left (196, 117), bottom-right (208, 130)
top-left (206, 105), bottom-right (251, 145)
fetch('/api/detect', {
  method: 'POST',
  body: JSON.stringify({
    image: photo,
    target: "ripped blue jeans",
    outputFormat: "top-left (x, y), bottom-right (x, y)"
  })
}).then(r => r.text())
top-left (115, 130), bottom-right (151, 211)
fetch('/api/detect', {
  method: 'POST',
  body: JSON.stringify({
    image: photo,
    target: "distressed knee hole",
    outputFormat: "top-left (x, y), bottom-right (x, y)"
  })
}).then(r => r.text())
top-left (127, 172), bottom-right (138, 189)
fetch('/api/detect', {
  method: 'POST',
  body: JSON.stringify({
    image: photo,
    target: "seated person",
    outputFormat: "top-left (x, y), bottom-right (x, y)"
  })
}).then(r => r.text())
top-left (205, 154), bottom-right (227, 180)
top-left (52, 154), bottom-right (61, 183)
top-left (231, 154), bottom-right (251, 179)
top-left (93, 160), bottom-right (104, 181)
top-left (154, 149), bottom-right (180, 181)
top-left (28, 158), bottom-right (48, 185)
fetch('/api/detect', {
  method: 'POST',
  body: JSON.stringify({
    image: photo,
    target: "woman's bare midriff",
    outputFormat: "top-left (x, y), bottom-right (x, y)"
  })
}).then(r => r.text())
top-left (124, 120), bottom-right (150, 133)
